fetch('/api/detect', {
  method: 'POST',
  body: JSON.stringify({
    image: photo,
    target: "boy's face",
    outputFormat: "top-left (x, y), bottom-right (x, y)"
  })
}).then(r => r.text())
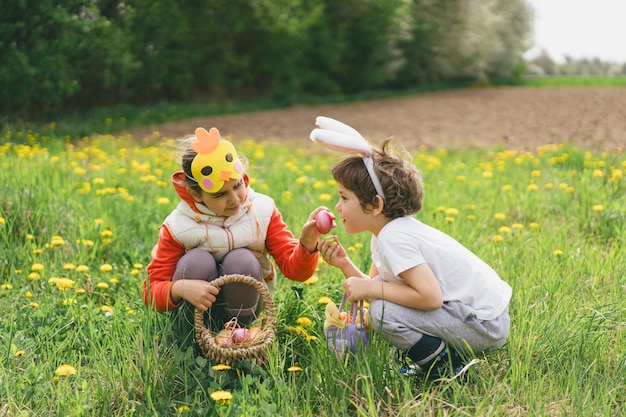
top-left (190, 177), bottom-right (247, 217)
top-left (334, 182), bottom-right (372, 235)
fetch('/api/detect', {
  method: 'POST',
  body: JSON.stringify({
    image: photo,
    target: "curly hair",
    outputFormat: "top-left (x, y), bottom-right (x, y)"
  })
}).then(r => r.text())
top-left (331, 138), bottom-right (423, 219)
top-left (173, 134), bottom-right (249, 193)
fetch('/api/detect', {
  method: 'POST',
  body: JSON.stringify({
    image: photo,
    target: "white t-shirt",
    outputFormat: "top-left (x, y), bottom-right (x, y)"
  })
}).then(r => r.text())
top-left (371, 216), bottom-right (512, 321)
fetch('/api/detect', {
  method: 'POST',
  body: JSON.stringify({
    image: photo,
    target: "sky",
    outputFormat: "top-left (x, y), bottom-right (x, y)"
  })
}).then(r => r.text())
top-left (524, 0), bottom-right (626, 63)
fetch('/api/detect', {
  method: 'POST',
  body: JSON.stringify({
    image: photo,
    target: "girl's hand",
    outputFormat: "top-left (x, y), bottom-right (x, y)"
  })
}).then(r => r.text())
top-left (171, 279), bottom-right (219, 312)
top-left (318, 235), bottom-right (350, 269)
top-left (300, 206), bottom-right (336, 252)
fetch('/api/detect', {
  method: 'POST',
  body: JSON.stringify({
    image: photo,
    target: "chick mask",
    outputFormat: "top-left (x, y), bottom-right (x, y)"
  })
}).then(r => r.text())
top-left (190, 127), bottom-right (244, 193)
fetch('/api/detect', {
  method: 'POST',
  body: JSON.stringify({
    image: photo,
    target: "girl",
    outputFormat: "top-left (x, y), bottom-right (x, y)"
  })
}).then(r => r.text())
top-left (143, 127), bottom-right (328, 345)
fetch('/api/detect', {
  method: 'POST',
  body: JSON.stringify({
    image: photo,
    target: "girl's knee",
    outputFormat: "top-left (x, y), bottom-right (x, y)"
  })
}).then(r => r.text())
top-left (222, 248), bottom-right (262, 279)
top-left (173, 250), bottom-right (217, 281)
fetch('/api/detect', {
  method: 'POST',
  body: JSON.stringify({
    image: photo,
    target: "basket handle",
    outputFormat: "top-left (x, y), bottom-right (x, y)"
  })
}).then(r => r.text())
top-left (193, 274), bottom-right (276, 333)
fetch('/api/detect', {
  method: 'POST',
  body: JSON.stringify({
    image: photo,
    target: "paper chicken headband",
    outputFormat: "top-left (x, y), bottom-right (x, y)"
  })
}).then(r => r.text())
top-left (310, 116), bottom-right (386, 201)
top-left (188, 127), bottom-right (244, 193)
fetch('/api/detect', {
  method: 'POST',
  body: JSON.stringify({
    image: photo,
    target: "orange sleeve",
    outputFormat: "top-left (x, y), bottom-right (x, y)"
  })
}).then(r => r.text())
top-left (143, 225), bottom-right (186, 312)
top-left (265, 207), bottom-right (319, 282)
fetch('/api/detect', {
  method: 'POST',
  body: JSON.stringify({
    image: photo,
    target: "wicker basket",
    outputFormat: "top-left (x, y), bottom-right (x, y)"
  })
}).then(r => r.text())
top-left (194, 274), bottom-right (276, 365)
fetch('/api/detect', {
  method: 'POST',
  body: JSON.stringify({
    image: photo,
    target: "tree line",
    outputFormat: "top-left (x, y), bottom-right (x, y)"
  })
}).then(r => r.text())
top-left (1, 0), bottom-right (532, 119)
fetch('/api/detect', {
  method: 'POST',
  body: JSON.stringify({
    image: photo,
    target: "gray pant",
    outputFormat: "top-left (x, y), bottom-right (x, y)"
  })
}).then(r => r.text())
top-left (369, 295), bottom-right (510, 355)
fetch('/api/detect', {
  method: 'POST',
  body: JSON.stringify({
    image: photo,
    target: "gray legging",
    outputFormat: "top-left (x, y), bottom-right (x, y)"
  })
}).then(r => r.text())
top-left (172, 248), bottom-right (264, 324)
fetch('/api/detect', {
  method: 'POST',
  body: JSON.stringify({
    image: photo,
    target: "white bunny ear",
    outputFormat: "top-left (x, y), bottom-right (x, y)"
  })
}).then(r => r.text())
top-left (310, 116), bottom-right (373, 156)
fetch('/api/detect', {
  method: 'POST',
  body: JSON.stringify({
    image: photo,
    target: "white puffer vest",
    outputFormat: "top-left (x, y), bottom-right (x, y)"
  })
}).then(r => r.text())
top-left (163, 189), bottom-right (277, 289)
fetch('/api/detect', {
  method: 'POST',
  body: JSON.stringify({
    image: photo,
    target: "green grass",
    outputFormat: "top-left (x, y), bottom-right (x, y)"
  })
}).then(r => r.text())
top-left (1, 130), bottom-right (625, 415)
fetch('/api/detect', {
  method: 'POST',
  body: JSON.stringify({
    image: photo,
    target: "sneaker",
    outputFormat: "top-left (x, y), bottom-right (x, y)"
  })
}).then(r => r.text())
top-left (396, 350), bottom-right (423, 377)
top-left (426, 346), bottom-right (467, 379)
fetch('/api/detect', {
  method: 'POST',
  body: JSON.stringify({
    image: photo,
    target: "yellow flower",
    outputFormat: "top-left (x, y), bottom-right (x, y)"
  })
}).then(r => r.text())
top-left (0, 217), bottom-right (5, 225)
top-left (97, 282), bottom-right (109, 289)
top-left (49, 277), bottom-right (75, 290)
top-left (288, 365), bottom-right (302, 372)
top-left (210, 390), bottom-right (233, 405)
top-left (55, 364), bottom-right (77, 376)
top-left (592, 205), bottom-right (604, 212)
top-left (303, 275), bottom-right (319, 285)
top-left (76, 265), bottom-right (90, 273)
top-left (482, 171), bottom-right (494, 179)
top-left (109, 278), bottom-right (119, 285)
top-left (553, 249), bottom-right (563, 257)
top-left (177, 405), bottom-right (190, 413)
top-left (100, 264), bottom-right (113, 273)
top-left (467, 215), bottom-right (476, 221)
top-left (456, 175), bottom-right (466, 182)
top-left (494, 213), bottom-right (506, 221)
top-left (1, 283), bottom-right (12, 290)
top-left (318, 296), bottom-right (332, 304)
top-left (491, 235), bottom-right (504, 243)
top-left (63, 263), bottom-right (76, 270)
top-left (157, 197), bottom-right (170, 205)
top-left (28, 273), bottom-right (41, 281)
top-left (14, 350), bottom-right (25, 357)
top-left (531, 170), bottom-right (541, 177)
top-left (212, 364), bottom-right (232, 372)
top-left (50, 236), bottom-right (65, 246)
top-left (296, 317), bottom-right (313, 327)
top-left (502, 184), bottom-right (512, 192)
top-left (101, 305), bottom-right (114, 314)
top-left (312, 180), bottom-right (325, 190)
top-left (529, 222), bottom-right (539, 229)
top-left (498, 226), bottom-right (511, 234)
top-left (512, 223), bottom-right (524, 230)
top-left (31, 263), bottom-right (44, 272)
top-left (445, 208), bottom-right (459, 216)
top-left (527, 184), bottom-right (538, 192)
top-left (319, 193), bottom-right (332, 202)
top-left (24, 290), bottom-right (33, 298)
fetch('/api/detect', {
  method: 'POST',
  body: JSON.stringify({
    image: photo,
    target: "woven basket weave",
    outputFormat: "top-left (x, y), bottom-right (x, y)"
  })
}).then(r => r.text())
top-left (194, 274), bottom-right (276, 365)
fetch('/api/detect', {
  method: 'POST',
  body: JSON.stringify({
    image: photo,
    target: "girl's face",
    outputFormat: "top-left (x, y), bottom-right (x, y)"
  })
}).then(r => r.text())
top-left (192, 178), bottom-right (247, 216)
top-left (334, 182), bottom-right (372, 234)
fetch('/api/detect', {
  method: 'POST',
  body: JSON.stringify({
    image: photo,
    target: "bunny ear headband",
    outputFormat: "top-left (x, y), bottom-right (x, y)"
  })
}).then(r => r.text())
top-left (187, 127), bottom-right (244, 193)
top-left (310, 116), bottom-right (386, 201)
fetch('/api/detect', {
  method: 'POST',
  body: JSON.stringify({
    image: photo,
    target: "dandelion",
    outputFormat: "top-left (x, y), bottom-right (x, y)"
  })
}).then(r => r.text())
top-left (63, 263), bottom-right (76, 271)
top-left (177, 405), bottom-right (190, 413)
top-left (100, 230), bottom-right (113, 239)
top-left (318, 296), bottom-right (332, 304)
top-left (502, 184), bottom-right (512, 192)
top-left (319, 193), bottom-right (332, 202)
top-left (456, 175), bottom-right (466, 182)
top-left (50, 236), bottom-right (65, 246)
top-left (14, 350), bottom-right (25, 357)
top-left (592, 169), bottom-right (604, 178)
top-left (210, 390), bottom-right (233, 405)
top-left (545, 183), bottom-right (554, 190)
top-left (295, 176), bottom-right (308, 185)
top-left (1, 283), bottom-right (12, 290)
top-left (445, 217), bottom-right (455, 223)
top-left (531, 170), bottom-right (541, 177)
top-left (31, 263), bottom-right (44, 272)
top-left (296, 317), bottom-right (313, 327)
top-left (101, 306), bottom-right (114, 314)
top-left (303, 275), bottom-right (319, 285)
top-left (288, 365), bottom-right (303, 373)
top-left (212, 364), bottom-right (232, 372)
top-left (494, 213), bottom-right (506, 221)
top-left (482, 171), bottom-right (494, 179)
top-left (527, 184), bottom-right (538, 192)
top-left (282, 190), bottom-right (292, 201)
top-left (97, 282), bottom-right (109, 289)
top-left (529, 222), bottom-right (540, 229)
top-left (498, 226), bottom-right (511, 234)
top-left (76, 265), bottom-right (90, 273)
top-left (553, 249), bottom-right (564, 257)
top-left (0, 217), bottom-right (5, 225)
top-left (512, 223), bottom-right (524, 230)
top-left (100, 264), bottom-right (113, 273)
top-left (133, 263), bottom-right (143, 269)
top-left (157, 197), bottom-right (170, 205)
top-left (28, 273), bottom-right (41, 281)
top-left (312, 181), bottom-right (325, 190)
top-left (445, 208), bottom-right (459, 216)
top-left (49, 277), bottom-right (75, 290)
top-left (33, 249), bottom-right (43, 255)
top-left (491, 235), bottom-right (504, 243)
top-left (467, 215), bottom-right (476, 221)
top-left (24, 290), bottom-right (33, 298)
top-left (109, 278), bottom-right (119, 285)
top-left (55, 364), bottom-right (77, 376)
top-left (592, 204), bottom-right (604, 212)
